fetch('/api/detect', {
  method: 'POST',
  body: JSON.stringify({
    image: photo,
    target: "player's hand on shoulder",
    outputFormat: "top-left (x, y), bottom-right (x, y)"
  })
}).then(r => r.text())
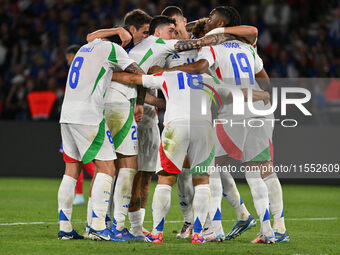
top-left (148, 65), bottom-right (164, 74)
top-left (118, 27), bottom-right (132, 47)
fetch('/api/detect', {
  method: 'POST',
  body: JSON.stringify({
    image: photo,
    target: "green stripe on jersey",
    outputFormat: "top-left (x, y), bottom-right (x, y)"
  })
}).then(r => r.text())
top-left (138, 48), bottom-right (153, 66)
top-left (82, 118), bottom-right (106, 164)
top-left (108, 44), bottom-right (117, 63)
top-left (155, 38), bottom-right (166, 44)
top-left (211, 75), bottom-right (220, 84)
top-left (113, 101), bottom-right (133, 149)
top-left (190, 146), bottom-right (215, 175)
top-left (250, 146), bottom-right (271, 162)
top-left (91, 67), bottom-right (106, 95)
top-left (249, 46), bottom-right (255, 60)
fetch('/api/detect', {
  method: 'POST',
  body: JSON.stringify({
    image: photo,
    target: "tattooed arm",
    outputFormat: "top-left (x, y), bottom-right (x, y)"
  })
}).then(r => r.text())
top-left (124, 62), bottom-right (147, 105)
top-left (174, 33), bottom-right (235, 52)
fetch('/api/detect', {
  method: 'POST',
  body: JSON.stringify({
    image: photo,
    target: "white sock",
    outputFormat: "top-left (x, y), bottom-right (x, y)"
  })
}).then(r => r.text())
top-left (245, 171), bottom-right (271, 234)
top-left (209, 171), bottom-right (224, 234)
top-left (177, 168), bottom-right (194, 224)
top-left (128, 210), bottom-right (143, 236)
top-left (140, 208), bottom-right (146, 225)
top-left (86, 196), bottom-right (92, 230)
top-left (220, 170), bottom-right (250, 221)
top-left (91, 173), bottom-right (113, 231)
top-left (193, 184), bottom-right (210, 235)
top-left (151, 184), bottom-right (172, 235)
top-left (58, 174), bottom-right (77, 232)
top-left (264, 173), bottom-right (286, 233)
top-left (113, 168), bottom-right (136, 231)
top-left (106, 175), bottom-right (116, 229)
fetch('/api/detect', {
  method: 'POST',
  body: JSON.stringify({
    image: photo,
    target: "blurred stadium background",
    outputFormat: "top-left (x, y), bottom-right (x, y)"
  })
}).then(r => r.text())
top-left (0, 0), bottom-right (339, 182)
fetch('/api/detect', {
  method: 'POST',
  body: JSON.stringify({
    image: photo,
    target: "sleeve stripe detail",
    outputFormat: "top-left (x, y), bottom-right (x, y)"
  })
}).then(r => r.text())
top-left (108, 44), bottom-right (117, 63)
top-left (138, 48), bottom-right (153, 66)
top-left (210, 46), bottom-right (216, 61)
top-left (91, 67), bottom-right (106, 95)
top-left (162, 81), bottom-right (169, 99)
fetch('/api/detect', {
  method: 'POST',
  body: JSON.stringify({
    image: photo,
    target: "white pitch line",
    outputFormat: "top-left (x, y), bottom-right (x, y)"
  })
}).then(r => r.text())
top-left (0, 217), bottom-right (338, 226)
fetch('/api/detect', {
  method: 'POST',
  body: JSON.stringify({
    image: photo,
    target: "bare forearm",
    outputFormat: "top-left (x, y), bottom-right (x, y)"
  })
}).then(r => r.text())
top-left (174, 33), bottom-right (235, 52)
top-left (255, 69), bottom-right (271, 93)
top-left (252, 90), bottom-right (270, 102)
top-left (225, 26), bottom-right (258, 45)
top-left (87, 27), bottom-right (121, 42)
top-left (145, 93), bottom-right (166, 109)
top-left (112, 72), bottom-right (143, 85)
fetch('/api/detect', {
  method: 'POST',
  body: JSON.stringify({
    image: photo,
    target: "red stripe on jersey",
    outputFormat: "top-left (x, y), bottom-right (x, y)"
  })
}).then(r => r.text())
top-left (153, 72), bottom-right (164, 76)
top-left (63, 152), bottom-right (81, 163)
top-left (216, 67), bottom-right (222, 80)
top-left (215, 122), bottom-right (242, 160)
top-left (203, 83), bottom-right (222, 105)
top-left (162, 81), bottom-right (169, 99)
top-left (210, 46), bottom-right (216, 61)
top-left (155, 106), bottom-right (158, 116)
top-left (159, 141), bottom-right (181, 174)
top-left (269, 139), bottom-right (274, 161)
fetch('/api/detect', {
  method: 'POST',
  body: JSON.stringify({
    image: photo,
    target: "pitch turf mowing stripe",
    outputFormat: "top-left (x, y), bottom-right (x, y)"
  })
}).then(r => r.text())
top-left (1, 217), bottom-right (338, 226)
top-left (82, 118), bottom-right (106, 164)
top-left (113, 102), bottom-right (133, 149)
top-left (91, 67), bottom-right (106, 95)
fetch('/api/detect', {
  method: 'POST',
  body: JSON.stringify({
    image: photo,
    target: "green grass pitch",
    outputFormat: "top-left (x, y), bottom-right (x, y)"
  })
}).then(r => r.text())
top-left (0, 178), bottom-right (339, 255)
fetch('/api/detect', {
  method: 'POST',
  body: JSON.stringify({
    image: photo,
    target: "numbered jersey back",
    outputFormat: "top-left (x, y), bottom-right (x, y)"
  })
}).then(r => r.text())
top-left (60, 39), bottom-right (134, 125)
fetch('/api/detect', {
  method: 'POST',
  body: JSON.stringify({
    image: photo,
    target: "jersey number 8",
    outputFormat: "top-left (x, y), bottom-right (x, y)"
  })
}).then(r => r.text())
top-left (69, 56), bottom-right (84, 89)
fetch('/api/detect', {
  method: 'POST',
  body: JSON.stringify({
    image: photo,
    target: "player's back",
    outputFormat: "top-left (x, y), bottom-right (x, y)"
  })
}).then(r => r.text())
top-left (201, 40), bottom-right (268, 119)
top-left (144, 71), bottom-right (220, 125)
top-left (61, 39), bottom-right (132, 125)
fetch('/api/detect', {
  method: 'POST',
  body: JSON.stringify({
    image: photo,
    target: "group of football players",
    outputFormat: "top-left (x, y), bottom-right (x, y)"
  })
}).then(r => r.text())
top-left (57, 5), bottom-right (289, 244)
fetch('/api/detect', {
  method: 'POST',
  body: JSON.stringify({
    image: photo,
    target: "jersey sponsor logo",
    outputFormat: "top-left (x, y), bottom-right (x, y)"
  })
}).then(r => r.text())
top-left (79, 46), bottom-right (94, 52)
top-left (222, 42), bottom-right (240, 49)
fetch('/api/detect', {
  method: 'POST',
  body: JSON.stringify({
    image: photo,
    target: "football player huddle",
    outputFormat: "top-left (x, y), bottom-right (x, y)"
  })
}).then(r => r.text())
top-left (57, 5), bottom-right (289, 245)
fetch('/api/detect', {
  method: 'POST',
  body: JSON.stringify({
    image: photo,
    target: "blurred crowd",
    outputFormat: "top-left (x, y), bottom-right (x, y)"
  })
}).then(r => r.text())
top-left (0, 0), bottom-right (339, 124)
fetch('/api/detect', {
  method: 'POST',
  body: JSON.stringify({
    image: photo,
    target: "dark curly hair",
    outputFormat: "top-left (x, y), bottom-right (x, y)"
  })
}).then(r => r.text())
top-left (215, 6), bottom-right (241, 27)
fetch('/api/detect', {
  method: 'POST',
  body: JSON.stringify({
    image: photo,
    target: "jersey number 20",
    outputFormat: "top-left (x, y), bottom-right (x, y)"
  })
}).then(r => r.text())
top-left (69, 56), bottom-right (84, 89)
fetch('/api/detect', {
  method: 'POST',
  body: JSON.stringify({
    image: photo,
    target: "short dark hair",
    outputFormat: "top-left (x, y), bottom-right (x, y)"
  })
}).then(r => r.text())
top-left (124, 9), bottom-right (152, 30)
top-left (149, 15), bottom-right (176, 35)
top-left (161, 6), bottom-right (183, 17)
top-left (214, 6), bottom-right (241, 27)
top-left (65, 45), bottom-right (80, 55)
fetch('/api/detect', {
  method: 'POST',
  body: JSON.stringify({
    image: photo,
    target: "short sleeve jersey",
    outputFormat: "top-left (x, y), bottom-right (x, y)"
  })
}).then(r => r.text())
top-left (142, 71), bottom-right (227, 125)
top-left (60, 39), bottom-right (134, 125)
top-left (111, 35), bottom-right (178, 126)
top-left (197, 40), bottom-right (272, 119)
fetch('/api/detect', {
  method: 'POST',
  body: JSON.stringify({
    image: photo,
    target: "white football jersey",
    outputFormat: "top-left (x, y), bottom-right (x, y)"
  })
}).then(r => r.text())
top-left (60, 39), bottom-right (135, 125)
top-left (142, 71), bottom-right (229, 125)
top-left (165, 35), bottom-right (198, 68)
top-left (197, 40), bottom-right (272, 119)
top-left (112, 35), bottom-right (178, 126)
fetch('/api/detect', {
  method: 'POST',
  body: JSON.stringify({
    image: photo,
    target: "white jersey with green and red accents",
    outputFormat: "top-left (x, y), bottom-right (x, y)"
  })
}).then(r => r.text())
top-left (165, 34), bottom-right (198, 68)
top-left (112, 35), bottom-right (178, 126)
top-left (142, 71), bottom-right (228, 125)
top-left (60, 39), bottom-right (135, 125)
top-left (197, 39), bottom-right (273, 120)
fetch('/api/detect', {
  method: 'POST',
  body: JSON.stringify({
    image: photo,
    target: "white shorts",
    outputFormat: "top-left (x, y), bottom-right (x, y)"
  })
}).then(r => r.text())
top-left (215, 117), bottom-right (273, 163)
top-left (138, 123), bottom-right (161, 172)
top-left (159, 120), bottom-right (214, 175)
top-left (104, 91), bottom-right (138, 156)
top-left (61, 120), bottom-right (116, 164)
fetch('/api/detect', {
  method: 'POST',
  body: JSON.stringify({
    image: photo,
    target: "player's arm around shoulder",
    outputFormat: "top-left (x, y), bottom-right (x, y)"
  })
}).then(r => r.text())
top-left (207, 26), bottom-right (258, 45)
top-left (173, 33), bottom-right (236, 52)
top-left (87, 27), bottom-right (132, 47)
